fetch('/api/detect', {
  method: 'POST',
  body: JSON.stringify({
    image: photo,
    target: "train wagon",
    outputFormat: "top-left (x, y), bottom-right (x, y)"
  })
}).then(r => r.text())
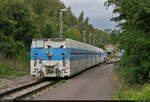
top-left (30, 38), bottom-right (108, 78)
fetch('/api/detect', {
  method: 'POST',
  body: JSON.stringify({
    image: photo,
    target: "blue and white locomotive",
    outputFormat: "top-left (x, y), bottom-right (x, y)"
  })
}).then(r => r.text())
top-left (30, 38), bottom-right (108, 78)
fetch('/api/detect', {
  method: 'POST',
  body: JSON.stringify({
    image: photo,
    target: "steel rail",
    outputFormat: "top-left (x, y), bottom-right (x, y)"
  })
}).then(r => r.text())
top-left (16, 80), bottom-right (58, 99)
top-left (0, 79), bottom-right (58, 99)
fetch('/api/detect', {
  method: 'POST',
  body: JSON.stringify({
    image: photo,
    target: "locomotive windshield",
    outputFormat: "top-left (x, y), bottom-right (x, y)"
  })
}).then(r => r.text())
top-left (36, 40), bottom-right (44, 48)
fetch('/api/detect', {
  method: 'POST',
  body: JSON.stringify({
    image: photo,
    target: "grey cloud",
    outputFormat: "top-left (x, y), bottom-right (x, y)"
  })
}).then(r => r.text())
top-left (60, 0), bottom-right (118, 30)
top-left (90, 16), bottom-right (117, 30)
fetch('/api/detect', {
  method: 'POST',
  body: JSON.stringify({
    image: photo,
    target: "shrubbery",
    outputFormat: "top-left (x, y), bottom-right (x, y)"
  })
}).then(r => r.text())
top-left (113, 83), bottom-right (150, 100)
top-left (0, 33), bottom-right (25, 58)
top-left (117, 31), bottom-right (150, 84)
top-left (105, 0), bottom-right (150, 84)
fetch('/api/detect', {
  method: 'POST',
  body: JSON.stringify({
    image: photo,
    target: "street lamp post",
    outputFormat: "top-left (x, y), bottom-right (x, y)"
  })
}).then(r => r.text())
top-left (92, 35), bottom-right (95, 45)
top-left (96, 38), bottom-right (99, 47)
top-left (92, 35), bottom-right (97, 46)
top-left (89, 34), bottom-right (93, 44)
top-left (83, 30), bottom-right (86, 43)
top-left (99, 38), bottom-right (101, 47)
top-left (60, 9), bottom-right (67, 38)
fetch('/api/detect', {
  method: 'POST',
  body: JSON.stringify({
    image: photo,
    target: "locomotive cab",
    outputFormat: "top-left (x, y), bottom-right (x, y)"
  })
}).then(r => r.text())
top-left (30, 38), bottom-right (70, 78)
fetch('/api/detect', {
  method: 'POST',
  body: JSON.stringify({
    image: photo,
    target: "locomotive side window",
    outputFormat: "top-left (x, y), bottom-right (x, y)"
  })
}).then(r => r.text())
top-left (59, 45), bottom-right (64, 48)
top-left (36, 40), bottom-right (44, 48)
top-left (47, 45), bottom-right (52, 49)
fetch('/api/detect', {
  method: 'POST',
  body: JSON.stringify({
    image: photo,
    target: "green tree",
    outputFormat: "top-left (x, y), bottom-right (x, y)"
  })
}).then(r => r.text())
top-left (105, 0), bottom-right (150, 84)
top-left (0, 0), bottom-right (40, 48)
top-left (78, 11), bottom-right (84, 23)
top-left (65, 28), bottom-right (82, 42)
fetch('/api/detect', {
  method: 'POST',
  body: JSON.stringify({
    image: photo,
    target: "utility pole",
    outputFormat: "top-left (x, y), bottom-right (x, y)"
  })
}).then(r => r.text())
top-left (60, 9), bottom-right (66, 38)
top-left (83, 30), bottom-right (86, 43)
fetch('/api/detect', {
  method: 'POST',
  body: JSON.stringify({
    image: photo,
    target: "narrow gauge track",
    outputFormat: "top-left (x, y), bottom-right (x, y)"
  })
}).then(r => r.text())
top-left (0, 79), bottom-right (58, 99)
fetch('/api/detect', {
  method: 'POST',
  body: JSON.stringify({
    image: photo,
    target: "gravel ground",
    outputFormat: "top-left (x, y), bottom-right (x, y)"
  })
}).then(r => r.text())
top-left (0, 75), bottom-right (38, 94)
top-left (35, 63), bottom-right (119, 100)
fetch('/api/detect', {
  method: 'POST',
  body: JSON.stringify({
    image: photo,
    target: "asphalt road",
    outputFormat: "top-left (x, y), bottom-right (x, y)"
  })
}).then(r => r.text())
top-left (35, 64), bottom-right (118, 100)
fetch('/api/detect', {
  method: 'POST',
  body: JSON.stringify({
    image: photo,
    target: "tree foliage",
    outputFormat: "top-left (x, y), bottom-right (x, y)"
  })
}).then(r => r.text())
top-left (105, 0), bottom-right (150, 84)
top-left (0, 0), bottom-right (108, 58)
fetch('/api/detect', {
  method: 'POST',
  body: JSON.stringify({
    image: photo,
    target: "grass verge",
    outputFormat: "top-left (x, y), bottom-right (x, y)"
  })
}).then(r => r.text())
top-left (52, 80), bottom-right (67, 88)
top-left (113, 63), bottom-right (150, 100)
top-left (0, 52), bottom-right (30, 79)
top-left (113, 82), bottom-right (150, 100)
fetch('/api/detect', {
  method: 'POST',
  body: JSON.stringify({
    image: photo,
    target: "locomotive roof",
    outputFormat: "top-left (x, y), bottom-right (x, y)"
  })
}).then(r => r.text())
top-left (32, 38), bottom-right (106, 52)
top-left (33, 38), bottom-right (66, 41)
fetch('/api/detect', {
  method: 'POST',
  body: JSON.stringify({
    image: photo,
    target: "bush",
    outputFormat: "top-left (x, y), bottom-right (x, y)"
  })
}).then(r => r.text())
top-left (113, 83), bottom-right (150, 100)
top-left (0, 49), bottom-right (30, 79)
top-left (105, 0), bottom-right (150, 85)
top-left (0, 33), bottom-right (25, 58)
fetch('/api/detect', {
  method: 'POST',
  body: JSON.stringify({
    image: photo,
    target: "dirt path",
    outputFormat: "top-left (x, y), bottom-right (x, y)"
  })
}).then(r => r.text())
top-left (35, 64), bottom-right (118, 100)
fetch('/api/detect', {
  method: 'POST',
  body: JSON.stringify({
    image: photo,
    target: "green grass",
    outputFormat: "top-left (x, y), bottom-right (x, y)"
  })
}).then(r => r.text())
top-left (113, 64), bottom-right (150, 100)
top-left (113, 82), bottom-right (150, 100)
top-left (0, 52), bottom-right (30, 79)
top-left (52, 80), bottom-right (67, 88)
top-left (0, 85), bottom-right (10, 90)
top-left (113, 62), bottom-right (150, 100)
top-left (28, 96), bottom-right (34, 100)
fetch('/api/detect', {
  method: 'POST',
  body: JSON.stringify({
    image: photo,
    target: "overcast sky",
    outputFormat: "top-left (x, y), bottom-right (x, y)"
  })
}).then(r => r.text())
top-left (60, 0), bottom-right (118, 30)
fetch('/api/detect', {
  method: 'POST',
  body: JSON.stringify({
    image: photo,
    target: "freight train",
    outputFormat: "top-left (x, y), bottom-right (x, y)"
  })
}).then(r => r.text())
top-left (30, 38), bottom-right (108, 78)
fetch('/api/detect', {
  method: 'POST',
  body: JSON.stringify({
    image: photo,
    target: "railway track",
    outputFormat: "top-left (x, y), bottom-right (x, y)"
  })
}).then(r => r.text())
top-left (0, 79), bottom-right (58, 100)
top-left (104, 58), bottom-right (120, 65)
top-left (0, 58), bottom-right (118, 100)
top-left (105, 60), bottom-right (119, 64)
